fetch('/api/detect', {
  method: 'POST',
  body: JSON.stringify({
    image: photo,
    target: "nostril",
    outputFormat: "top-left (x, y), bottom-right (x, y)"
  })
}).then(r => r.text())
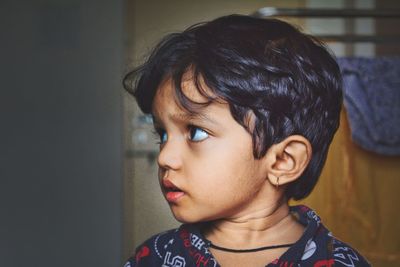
top-left (158, 168), bottom-right (168, 180)
top-left (163, 169), bottom-right (169, 179)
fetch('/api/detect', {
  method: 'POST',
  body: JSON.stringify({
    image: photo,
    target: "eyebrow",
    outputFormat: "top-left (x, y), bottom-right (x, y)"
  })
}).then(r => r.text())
top-left (153, 111), bottom-right (218, 126)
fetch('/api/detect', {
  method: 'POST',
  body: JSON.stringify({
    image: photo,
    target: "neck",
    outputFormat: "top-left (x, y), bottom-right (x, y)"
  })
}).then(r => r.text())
top-left (203, 200), bottom-right (303, 248)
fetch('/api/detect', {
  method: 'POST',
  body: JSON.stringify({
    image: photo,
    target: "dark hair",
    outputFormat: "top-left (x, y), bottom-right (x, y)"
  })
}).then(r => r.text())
top-left (123, 14), bottom-right (342, 200)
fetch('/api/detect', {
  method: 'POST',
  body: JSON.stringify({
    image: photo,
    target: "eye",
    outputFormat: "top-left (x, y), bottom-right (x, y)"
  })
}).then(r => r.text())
top-left (153, 129), bottom-right (168, 144)
top-left (188, 126), bottom-right (209, 142)
top-left (160, 131), bottom-right (168, 144)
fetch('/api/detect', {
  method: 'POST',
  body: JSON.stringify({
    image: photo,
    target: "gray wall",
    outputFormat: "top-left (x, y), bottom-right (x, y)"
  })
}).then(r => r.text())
top-left (1, 1), bottom-right (123, 266)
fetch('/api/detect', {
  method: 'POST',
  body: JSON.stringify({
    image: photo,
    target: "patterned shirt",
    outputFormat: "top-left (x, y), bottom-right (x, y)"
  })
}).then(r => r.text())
top-left (124, 205), bottom-right (371, 267)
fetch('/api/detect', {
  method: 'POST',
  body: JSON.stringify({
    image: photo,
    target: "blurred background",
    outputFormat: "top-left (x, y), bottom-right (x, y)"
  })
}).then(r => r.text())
top-left (2, 0), bottom-right (399, 266)
top-left (1, 0), bottom-right (123, 266)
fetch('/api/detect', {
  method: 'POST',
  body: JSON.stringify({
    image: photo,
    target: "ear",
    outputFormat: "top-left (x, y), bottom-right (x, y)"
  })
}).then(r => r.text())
top-left (265, 135), bottom-right (312, 187)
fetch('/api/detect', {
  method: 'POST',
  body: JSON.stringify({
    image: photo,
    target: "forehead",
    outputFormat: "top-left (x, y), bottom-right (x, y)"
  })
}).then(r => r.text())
top-left (152, 73), bottom-right (215, 114)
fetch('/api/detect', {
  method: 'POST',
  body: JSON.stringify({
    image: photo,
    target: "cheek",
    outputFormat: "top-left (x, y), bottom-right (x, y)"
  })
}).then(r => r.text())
top-left (191, 146), bottom-right (260, 188)
top-left (210, 138), bottom-right (257, 172)
top-left (206, 134), bottom-right (254, 158)
top-left (186, 133), bottom-right (263, 186)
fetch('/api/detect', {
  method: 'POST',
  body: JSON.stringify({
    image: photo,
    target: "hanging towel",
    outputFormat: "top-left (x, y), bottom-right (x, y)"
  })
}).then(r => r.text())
top-left (337, 57), bottom-right (400, 156)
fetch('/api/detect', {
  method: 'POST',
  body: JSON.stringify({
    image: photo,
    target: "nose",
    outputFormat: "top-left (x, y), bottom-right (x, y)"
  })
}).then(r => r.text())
top-left (157, 138), bottom-right (183, 172)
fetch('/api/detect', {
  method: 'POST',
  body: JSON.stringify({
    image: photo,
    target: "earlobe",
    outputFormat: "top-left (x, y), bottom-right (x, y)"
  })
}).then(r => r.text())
top-left (265, 135), bottom-right (312, 187)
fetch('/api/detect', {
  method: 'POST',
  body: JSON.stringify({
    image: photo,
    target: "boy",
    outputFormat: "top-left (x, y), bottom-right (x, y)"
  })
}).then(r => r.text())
top-left (123, 15), bottom-right (370, 267)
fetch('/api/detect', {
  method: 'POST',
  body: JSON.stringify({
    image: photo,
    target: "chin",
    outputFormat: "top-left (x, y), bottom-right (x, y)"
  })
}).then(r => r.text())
top-left (171, 209), bottom-right (217, 224)
top-left (172, 212), bottom-right (200, 224)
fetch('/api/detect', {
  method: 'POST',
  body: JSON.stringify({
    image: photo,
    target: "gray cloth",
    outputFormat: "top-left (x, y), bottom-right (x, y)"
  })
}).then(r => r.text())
top-left (337, 57), bottom-right (400, 155)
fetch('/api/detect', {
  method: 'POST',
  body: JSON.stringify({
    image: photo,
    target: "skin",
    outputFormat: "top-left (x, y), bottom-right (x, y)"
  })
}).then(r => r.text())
top-left (151, 74), bottom-right (312, 266)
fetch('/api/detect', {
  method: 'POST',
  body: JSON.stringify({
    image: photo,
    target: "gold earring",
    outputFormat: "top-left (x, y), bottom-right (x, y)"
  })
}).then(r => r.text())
top-left (276, 176), bottom-right (280, 189)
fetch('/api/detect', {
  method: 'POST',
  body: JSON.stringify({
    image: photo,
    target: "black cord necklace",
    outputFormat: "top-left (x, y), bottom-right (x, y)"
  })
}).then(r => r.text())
top-left (208, 242), bottom-right (294, 253)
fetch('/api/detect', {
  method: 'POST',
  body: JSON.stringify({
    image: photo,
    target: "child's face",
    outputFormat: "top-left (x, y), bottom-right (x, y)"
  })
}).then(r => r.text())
top-left (152, 77), bottom-right (270, 223)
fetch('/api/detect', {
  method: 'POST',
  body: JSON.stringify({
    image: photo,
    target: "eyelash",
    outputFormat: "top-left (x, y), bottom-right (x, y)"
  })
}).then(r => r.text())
top-left (152, 129), bottom-right (166, 145)
top-left (188, 124), bottom-right (209, 142)
top-left (152, 125), bottom-right (210, 145)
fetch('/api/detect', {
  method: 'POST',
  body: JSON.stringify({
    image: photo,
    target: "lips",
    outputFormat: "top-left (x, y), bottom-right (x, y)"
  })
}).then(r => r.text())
top-left (162, 179), bottom-right (185, 203)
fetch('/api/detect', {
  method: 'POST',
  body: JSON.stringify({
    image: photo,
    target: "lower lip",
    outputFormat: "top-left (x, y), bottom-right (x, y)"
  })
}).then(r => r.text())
top-left (165, 191), bottom-right (185, 203)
